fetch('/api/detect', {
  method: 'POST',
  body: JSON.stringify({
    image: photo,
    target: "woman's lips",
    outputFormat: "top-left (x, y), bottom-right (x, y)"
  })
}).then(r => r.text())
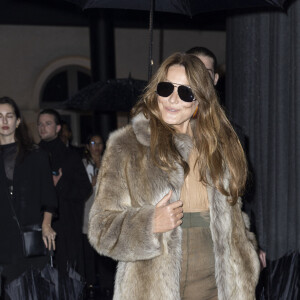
top-left (1, 126), bottom-right (9, 130)
top-left (165, 107), bottom-right (179, 113)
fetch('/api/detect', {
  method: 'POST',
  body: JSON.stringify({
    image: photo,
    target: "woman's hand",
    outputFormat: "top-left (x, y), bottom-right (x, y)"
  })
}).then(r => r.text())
top-left (42, 212), bottom-right (56, 251)
top-left (153, 190), bottom-right (183, 233)
top-left (259, 249), bottom-right (266, 269)
top-left (42, 224), bottom-right (56, 251)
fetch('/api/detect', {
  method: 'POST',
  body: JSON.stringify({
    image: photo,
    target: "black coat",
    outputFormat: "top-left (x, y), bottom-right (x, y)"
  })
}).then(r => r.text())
top-left (0, 146), bottom-right (57, 264)
top-left (39, 138), bottom-right (92, 273)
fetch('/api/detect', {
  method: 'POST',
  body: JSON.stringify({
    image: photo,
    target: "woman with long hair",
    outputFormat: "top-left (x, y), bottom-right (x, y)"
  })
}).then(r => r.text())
top-left (0, 97), bottom-right (57, 299)
top-left (88, 53), bottom-right (260, 300)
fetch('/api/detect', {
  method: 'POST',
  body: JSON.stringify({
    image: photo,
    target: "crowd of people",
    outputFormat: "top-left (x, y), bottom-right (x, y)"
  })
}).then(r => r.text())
top-left (0, 47), bottom-right (264, 300)
top-left (0, 101), bottom-right (108, 299)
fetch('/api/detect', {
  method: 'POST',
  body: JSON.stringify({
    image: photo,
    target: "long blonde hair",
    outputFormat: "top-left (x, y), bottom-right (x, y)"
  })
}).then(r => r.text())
top-left (132, 53), bottom-right (247, 205)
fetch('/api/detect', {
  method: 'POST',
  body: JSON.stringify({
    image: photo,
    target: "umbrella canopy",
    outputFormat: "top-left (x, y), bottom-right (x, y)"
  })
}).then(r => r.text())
top-left (68, 0), bottom-right (287, 79)
top-left (256, 251), bottom-right (299, 300)
top-left (62, 77), bottom-right (147, 111)
top-left (69, 0), bottom-right (286, 15)
top-left (5, 263), bottom-right (85, 300)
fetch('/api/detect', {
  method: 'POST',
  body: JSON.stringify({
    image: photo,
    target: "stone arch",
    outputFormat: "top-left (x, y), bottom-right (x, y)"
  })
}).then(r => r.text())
top-left (32, 56), bottom-right (90, 109)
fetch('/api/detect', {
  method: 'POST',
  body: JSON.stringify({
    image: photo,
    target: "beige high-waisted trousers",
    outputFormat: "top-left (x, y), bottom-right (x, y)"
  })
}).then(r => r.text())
top-left (180, 211), bottom-right (218, 300)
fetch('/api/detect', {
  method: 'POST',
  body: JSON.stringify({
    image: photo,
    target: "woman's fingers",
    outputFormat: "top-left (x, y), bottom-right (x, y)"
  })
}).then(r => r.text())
top-left (51, 238), bottom-right (56, 251)
top-left (156, 190), bottom-right (172, 207)
top-left (43, 236), bottom-right (48, 248)
top-left (153, 197), bottom-right (184, 233)
top-left (42, 226), bottom-right (57, 250)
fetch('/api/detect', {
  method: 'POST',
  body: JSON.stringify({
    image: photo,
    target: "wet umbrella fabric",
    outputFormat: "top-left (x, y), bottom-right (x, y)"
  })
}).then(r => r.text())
top-left (69, 0), bottom-right (286, 15)
top-left (67, 0), bottom-right (287, 79)
top-left (5, 267), bottom-right (53, 300)
top-left (256, 250), bottom-right (299, 300)
top-left (62, 78), bottom-right (147, 111)
top-left (5, 263), bottom-right (85, 300)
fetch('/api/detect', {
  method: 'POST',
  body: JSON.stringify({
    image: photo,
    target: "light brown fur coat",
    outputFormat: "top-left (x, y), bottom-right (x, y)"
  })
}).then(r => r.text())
top-left (88, 113), bottom-right (260, 300)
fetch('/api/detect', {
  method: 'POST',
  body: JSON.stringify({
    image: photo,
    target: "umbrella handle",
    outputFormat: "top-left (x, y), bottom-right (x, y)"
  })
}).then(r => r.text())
top-left (49, 248), bottom-right (54, 267)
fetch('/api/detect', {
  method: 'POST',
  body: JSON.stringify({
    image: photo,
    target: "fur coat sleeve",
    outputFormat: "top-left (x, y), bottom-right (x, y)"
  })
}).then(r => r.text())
top-left (88, 126), bottom-right (163, 261)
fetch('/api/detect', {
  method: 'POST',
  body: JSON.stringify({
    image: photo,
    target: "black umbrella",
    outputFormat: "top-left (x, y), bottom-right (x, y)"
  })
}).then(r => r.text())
top-left (5, 267), bottom-right (53, 300)
top-left (256, 250), bottom-right (299, 300)
top-left (70, 0), bottom-right (286, 15)
top-left (0, 266), bottom-right (2, 297)
top-left (62, 77), bottom-right (147, 111)
top-left (67, 0), bottom-right (287, 78)
top-left (4, 258), bottom-right (85, 300)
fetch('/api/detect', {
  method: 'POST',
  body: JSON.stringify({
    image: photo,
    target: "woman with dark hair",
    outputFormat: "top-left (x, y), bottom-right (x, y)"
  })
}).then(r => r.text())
top-left (88, 53), bottom-right (260, 300)
top-left (82, 134), bottom-right (116, 297)
top-left (0, 97), bottom-right (57, 299)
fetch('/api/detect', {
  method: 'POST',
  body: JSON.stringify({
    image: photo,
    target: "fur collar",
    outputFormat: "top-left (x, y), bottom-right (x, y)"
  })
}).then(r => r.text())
top-left (131, 113), bottom-right (194, 162)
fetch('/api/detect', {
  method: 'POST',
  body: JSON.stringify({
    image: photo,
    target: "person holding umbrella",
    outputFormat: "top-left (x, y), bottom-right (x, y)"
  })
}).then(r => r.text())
top-left (88, 52), bottom-right (260, 300)
top-left (0, 97), bottom-right (57, 299)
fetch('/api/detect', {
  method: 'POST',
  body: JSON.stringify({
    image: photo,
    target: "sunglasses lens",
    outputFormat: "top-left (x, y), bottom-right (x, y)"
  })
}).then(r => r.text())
top-left (157, 82), bottom-right (174, 97)
top-left (178, 86), bottom-right (195, 102)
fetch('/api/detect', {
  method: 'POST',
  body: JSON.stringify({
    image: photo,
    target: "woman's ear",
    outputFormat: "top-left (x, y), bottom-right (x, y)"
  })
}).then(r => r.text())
top-left (16, 118), bottom-right (21, 128)
top-left (213, 73), bottom-right (219, 86)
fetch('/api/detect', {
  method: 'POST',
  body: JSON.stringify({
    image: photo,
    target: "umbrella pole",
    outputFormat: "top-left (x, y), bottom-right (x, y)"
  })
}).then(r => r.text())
top-left (148, 0), bottom-right (154, 81)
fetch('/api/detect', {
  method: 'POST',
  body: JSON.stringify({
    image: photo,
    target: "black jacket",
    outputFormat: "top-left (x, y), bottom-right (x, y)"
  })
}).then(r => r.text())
top-left (39, 138), bottom-right (92, 273)
top-left (0, 146), bottom-right (58, 264)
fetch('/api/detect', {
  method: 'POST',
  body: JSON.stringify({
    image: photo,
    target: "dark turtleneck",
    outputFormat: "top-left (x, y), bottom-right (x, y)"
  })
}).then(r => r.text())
top-left (39, 137), bottom-right (66, 172)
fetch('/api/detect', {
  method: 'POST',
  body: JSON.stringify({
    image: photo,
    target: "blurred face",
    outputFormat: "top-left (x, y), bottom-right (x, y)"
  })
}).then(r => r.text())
top-left (157, 65), bottom-right (197, 133)
top-left (0, 104), bottom-right (20, 143)
top-left (87, 136), bottom-right (103, 158)
top-left (37, 113), bottom-right (61, 142)
top-left (197, 55), bottom-right (219, 86)
top-left (60, 124), bottom-right (72, 145)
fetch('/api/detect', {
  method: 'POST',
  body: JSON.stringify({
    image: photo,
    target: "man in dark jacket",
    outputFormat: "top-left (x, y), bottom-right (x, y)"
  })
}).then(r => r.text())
top-left (37, 109), bottom-right (92, 276)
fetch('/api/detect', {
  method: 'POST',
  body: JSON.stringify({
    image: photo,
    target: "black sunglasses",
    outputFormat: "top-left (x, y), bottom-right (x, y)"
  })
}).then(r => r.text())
top-left (156, 82), bottom-right (195, 103)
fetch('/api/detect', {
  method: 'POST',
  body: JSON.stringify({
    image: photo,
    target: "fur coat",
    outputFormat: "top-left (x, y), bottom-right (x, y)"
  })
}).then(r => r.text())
top-left (88, 113), bottom-right (260, 300)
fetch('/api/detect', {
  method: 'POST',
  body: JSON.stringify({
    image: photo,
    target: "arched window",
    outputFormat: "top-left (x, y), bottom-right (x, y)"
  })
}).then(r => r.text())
top-left (40, 65), bottom-right (92, 107)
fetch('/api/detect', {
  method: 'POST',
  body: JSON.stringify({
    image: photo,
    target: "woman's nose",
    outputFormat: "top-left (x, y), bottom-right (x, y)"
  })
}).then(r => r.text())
top-left (167, 87), bottom-right (179, 104)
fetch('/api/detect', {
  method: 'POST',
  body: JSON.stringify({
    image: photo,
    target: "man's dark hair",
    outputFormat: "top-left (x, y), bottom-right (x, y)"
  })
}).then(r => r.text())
top-left (186, 47), bottom-right (218, 72)
top-left (38, 109), bottom-right (62, 125)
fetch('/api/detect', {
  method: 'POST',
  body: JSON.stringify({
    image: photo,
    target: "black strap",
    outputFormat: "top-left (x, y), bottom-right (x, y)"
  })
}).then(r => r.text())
top-left (7, 185), bottom-right (23, 234)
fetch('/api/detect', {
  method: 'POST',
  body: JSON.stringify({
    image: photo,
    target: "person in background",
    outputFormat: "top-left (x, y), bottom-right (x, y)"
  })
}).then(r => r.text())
top-left (83, 133), bottom-right (117, 299)
top-left (0, 97), bottom-right (57, 299)
top-left (37, 109), bottom-right (92, 279)
top-left (88, 53), bottom-right (260, 300)
top-left (186, 46), bottom-right (219, 85)
top-left (82, 133), bottom-right (103, 297)
top-left (186, 46), bottom-right (245, 148)
top-left (59, 120), bottom-right (72, 147)
top-left (60, 120), bottom-right (84, 157)
top-left (186, 46), bottom-right (266, 270)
